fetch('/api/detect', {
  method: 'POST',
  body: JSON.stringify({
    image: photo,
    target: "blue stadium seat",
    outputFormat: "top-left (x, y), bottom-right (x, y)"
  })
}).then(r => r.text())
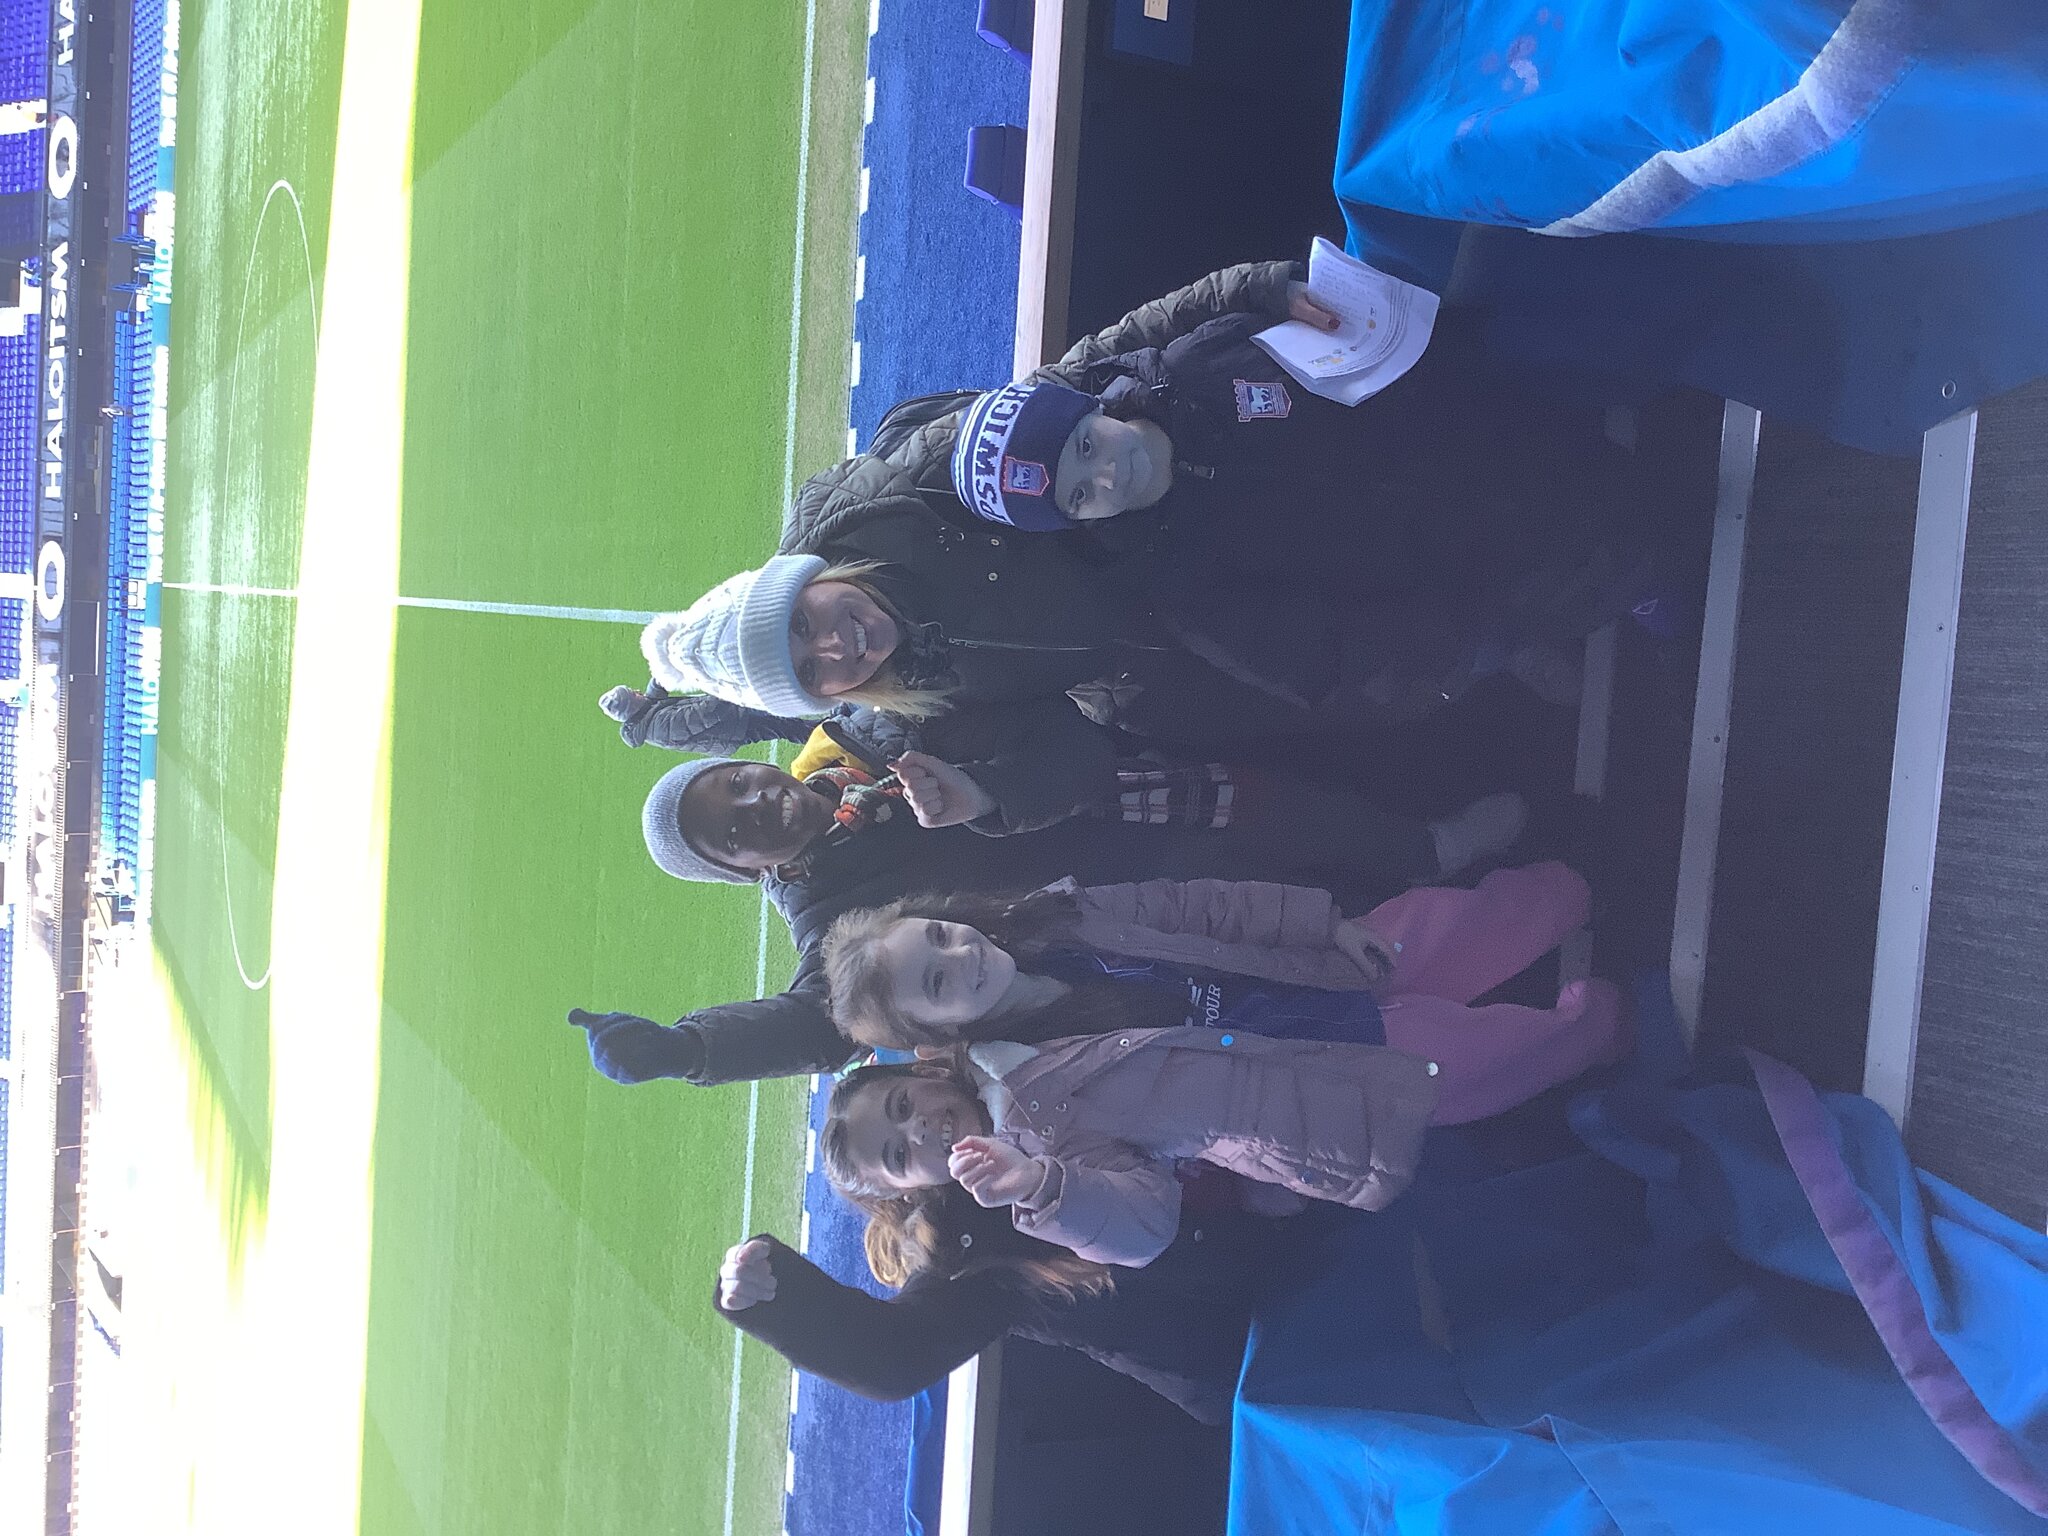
top-left (976, 0), bottom-right (1032, 64)
top-left (0, 1), bottom-right (49, 120)
top-left (0, 322), bottom-right (38, 578)
top-left (963, 124), bottom-right (1027, 217)
top-left (99, 308), bottom-right (157, 877)
top-left (0, 1079), bottom-right (11, 1287)
top-left (0, 926), bottom-right (13, 1061)
top-left (128, 0), bottom-right (168, 211)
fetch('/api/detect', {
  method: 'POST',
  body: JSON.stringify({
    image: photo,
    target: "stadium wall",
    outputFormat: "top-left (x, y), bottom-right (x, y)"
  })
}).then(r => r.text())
top-left (0, 0), bottom-right (139, 1530)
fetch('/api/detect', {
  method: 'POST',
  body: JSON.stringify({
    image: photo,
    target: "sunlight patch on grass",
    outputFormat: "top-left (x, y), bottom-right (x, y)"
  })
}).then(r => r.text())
top-left (115, 1), bottom-right (424, 1530)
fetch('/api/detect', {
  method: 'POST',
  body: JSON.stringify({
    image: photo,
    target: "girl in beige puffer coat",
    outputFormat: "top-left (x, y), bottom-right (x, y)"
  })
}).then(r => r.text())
top-left (819, 863), bottom-right (1626, 1267)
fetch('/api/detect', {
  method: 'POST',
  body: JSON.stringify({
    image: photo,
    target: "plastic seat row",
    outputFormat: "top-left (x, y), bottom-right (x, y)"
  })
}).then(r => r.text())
top-left (0, 131), bottom-right (41, 198)
top-left (0, 324), bottom-right (37, 578)
top-left (101, 314), bottom-right (155, 876)
top-left (963, 2), bottom-right (1031, 215)
top-left (0, 1077), bottom-right (12, 1285)
top-left (129, 0), bottom-right (169, 210)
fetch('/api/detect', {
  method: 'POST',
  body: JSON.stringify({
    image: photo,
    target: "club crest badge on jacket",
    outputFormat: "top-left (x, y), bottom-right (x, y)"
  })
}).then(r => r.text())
top-left (1233, 378), bottom-right (1293, 421)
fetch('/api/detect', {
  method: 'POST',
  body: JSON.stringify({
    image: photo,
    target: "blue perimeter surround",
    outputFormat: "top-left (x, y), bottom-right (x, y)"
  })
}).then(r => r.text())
top-left (847, 0), bottom-right (1026, 450)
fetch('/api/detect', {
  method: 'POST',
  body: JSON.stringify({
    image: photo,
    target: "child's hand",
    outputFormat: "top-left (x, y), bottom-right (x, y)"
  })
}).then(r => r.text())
top-left (717, 1237), bottom-right (777, 1311)
top-left (1331, 916), bottom-right (1398, 987)
top-left (599, 685), bottom-right (647, 722)
top-left (1285, 280), bottom-right (1342, 332)
top-left (948, 1136), bottom-right (1047, 1208)
top-left (891, 752), bottom-right (998, 828)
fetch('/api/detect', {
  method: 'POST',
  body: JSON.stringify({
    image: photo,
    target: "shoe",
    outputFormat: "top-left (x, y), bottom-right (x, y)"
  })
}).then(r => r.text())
top-left (1508, 641), bottom-right (1585, 709)
top-left (1429, 791), bottom-right (1529, 877)
top-left (1557, 977), bottom-right (1631, 1066)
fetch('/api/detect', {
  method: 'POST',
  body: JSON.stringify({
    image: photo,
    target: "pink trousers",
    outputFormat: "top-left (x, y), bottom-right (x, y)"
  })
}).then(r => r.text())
top-left (1361, 862), bottom-right (1627, 1124)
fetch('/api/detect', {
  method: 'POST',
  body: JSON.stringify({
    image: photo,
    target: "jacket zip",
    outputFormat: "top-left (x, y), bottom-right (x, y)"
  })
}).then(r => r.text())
top-left (946, 635), bottom-right (1177, 656)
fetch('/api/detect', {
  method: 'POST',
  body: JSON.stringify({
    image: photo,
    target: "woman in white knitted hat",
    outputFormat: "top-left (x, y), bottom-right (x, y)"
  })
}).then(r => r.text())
top-left (635, 515), bottom-right (1451, 767)
top-left (633, 260), bottom-right (1518, 758)
top-left (640, 553), bottom-right (940, 720)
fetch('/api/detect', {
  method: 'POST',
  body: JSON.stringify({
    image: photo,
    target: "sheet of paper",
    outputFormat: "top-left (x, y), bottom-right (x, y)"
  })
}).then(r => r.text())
top-left (1252, 237), bottom-right (1441, 406)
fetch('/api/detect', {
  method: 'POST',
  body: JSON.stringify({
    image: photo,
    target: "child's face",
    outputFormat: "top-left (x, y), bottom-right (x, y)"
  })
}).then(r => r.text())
top-left (873, 917), bottom-right (1018, 1035)
top-left (1055, 411), bottom-right (1173, 520)
top-left (678, 760), bottom-right (834, 872)
top-left (839, 1071), bottom-right (992, 1191)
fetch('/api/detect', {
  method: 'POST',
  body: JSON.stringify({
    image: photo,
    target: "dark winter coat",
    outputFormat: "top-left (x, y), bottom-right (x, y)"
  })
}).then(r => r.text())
top-left (605, 262), bottom-right (1313, 761)
top-left (787, 259), bottom-right (1303, 558)
top-left (611, 685), bottom-right (1158, 837)
top-left (574, 693), bottom-right (1436, 1086)
top-left (607, 686), bottom-right (821, 755)
top-left (719, 1198), bottom-right (1331, 1424)
top-left (771, 262), bottom-right (1353, 751)
top-left (1069, 310), bottom-right (1651, 718)
top-left (572, 263), bottom-right (1473, 1086)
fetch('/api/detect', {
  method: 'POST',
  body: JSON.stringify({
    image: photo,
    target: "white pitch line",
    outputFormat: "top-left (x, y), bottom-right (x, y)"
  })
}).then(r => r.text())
top-left (719, 1076), bottom-right (763, 1521)
top-left (164, 580), bottom-right (301, 599)
top-left (396, 596), bottom-right (659, 624)
top-left (165, 581), bottom-right (660, 626)
top-left (779, 0), bottom-right (821, 505)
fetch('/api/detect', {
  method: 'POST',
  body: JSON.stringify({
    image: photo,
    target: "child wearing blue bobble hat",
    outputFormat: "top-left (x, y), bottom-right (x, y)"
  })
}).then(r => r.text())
top-left (949, 307), bottom-right (1669, 717)
top-left (951, 380), bottom-right (1109, 532)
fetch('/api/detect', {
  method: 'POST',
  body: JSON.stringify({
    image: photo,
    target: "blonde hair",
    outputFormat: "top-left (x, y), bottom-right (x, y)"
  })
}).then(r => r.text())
top-left (800, 560), bottom-right (955, 719)
top-left (820, 1061), bottom-right (1112, 1300)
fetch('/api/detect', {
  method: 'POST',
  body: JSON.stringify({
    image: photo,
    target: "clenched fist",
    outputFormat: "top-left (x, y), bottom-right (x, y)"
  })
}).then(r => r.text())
top-left (717, 1237), bottom-right (777, 1311)
top-left (948, 1136), bottom-right (1047, 1208)
top-left (891, 752), bottom-right (997, 829)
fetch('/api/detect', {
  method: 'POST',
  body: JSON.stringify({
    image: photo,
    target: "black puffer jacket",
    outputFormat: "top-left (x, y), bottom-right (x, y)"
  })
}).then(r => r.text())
top-left (605, 685), bottom-right (822, 755)
top-left (573, 690), bottom-right (1436, 1085)
top-left (773, 438), bottom-right (1348, 750)
top-left (1067, 310), bottom-right (1651, 718)
top-left (720, 1196), bottom-right (1349, 1424)
top-left (767, 263), bottom-right (1353, 751)
top-left (614, 689), bottom-right (1124, 837)
top-left (783, 259), bottom-right (1302, 560)
top-left (599, 262), bottom-right (1342, 762)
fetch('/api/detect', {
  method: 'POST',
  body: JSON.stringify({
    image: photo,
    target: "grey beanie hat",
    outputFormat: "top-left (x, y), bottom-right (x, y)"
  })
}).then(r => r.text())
top-left (640, 554), bottom-right (833, 717)
top-left (642, 758), bottom-right (761, 884)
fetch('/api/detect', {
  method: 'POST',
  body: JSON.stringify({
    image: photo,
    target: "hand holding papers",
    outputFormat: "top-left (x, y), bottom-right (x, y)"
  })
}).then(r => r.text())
top-left (1254, 237), bottom-right (1441, 406)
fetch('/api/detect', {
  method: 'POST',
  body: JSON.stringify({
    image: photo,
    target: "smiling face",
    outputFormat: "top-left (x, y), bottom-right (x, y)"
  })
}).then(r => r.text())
top-left (1054, 411), bottom-right (1174, 521)
top-left (871, 917), bottom-right (1018, 1038)
top-left (789, 579), bottom-right (900, 698)
top-left (837, 1070), bottom-right (992, 1192)
top-left (677, 760), bottom-right (835, 872)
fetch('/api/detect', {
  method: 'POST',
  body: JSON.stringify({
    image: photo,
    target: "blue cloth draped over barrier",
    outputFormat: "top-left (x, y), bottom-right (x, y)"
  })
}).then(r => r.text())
top-left (1333, 0), bottom-right (2048, 452)
top-left (1227, 1042), bottom-right (2048, 1533)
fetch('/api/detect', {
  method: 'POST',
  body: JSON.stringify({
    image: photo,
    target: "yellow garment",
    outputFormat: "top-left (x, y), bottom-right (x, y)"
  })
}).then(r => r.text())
top-left (789, 725), bottom-right (852, 780)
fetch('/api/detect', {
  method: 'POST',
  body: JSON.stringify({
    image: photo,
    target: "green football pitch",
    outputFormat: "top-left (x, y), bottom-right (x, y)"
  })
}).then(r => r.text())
top-left (125, 1), bottom-right (868, 1530)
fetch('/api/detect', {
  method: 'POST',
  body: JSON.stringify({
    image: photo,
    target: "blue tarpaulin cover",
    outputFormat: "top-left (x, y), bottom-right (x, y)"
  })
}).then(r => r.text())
top-left (1333, 0), bottom-right (2048, 451)
top-left (1228, 1038), bottom-right (2048, 1533)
